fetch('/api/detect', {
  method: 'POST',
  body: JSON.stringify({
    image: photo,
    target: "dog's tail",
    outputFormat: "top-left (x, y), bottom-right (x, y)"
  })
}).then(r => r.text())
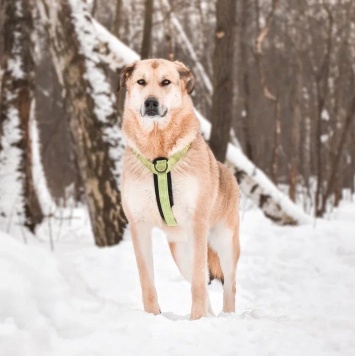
top-left (208, 245), bottom-right (224, 285)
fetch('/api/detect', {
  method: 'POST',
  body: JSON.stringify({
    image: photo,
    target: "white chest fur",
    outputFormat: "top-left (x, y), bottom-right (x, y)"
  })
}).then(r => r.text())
top-left (122, 164), bottom-right (199, 231)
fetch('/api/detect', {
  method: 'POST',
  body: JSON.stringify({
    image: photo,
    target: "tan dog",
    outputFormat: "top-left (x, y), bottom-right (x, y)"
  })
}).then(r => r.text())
top-left (119, 59), bottom-right (240, 320)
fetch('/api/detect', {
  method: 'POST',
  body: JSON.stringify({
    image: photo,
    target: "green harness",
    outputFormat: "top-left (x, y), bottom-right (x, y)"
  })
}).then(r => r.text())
top-left (132, 144), bottom-right (190, 226)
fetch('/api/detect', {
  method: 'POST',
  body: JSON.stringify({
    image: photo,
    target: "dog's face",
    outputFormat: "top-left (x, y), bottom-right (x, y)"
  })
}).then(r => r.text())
top-left (118, 59), bottom-right (194, 131)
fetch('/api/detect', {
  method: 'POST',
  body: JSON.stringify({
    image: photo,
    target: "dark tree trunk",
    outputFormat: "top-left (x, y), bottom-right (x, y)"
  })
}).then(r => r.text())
top-left (0, 0), bottom-right (43, 232)
top-left (91, 0), bottom-right (97, 16)
top-left (254, 0), bottom-right (280, 184)
top-left (113, 0), bottom-right (122, 38)
top-left (289, 56), bottom-right (302, 202)
top-left (314, 5), bottom-right (333, 217)
top-left (239, 0), bottom-right (254, 161)
top-left (38, 0), bottom-right (127, 246)
top-left (140, 0), bottom-right (154, 59)
top-left (314, 86), bottom-right (325, 216)
top-left (209, 0), bottom-right (237, 162)
top-left (319, 96), bottom-right (355, 215)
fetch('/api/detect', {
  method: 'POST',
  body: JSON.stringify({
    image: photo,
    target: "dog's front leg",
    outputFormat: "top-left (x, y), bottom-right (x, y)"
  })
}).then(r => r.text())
top-left (190, 220), bottom-right (208, 320)
top-left (131, 223), bottom-right (160, 315)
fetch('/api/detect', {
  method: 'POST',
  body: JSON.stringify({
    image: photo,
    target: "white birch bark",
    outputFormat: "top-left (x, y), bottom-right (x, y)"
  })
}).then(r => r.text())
top-left (37, 0), bottom-right (127, 246)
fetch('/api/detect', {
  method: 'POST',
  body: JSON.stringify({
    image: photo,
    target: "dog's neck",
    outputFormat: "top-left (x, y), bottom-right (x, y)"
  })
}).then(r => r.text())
top-left (122, 105), bottom-right (200, 160)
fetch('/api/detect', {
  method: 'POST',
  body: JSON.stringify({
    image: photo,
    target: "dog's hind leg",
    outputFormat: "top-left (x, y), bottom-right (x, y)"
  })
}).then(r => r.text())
top-left (169, 240), bottom-right (193, 283)
top-left (131, 223), bottom-right (160, 315)
top-left (169, 237), bottom-right (213, 317)
top-left (209, 223), bottom-right (239, 313)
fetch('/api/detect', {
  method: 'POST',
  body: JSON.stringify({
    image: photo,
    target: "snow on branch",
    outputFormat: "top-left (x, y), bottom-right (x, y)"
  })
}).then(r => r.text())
top-left (30, 104), bottom-right (56, 215)
top-left (92, 21), bottom-right (139, 71)
top-left (195, 110), bottom-right (311, 225)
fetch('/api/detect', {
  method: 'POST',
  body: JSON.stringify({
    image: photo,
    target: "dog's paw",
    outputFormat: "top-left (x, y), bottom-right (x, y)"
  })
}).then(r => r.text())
top-left (144, 304), bottom-right (161, 315)
top-left (190, 306), bottom-right (208, 320)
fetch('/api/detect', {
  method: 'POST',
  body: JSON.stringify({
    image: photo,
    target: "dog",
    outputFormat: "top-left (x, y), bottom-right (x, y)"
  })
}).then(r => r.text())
top-left (119, 59), bottom-right (240, 320)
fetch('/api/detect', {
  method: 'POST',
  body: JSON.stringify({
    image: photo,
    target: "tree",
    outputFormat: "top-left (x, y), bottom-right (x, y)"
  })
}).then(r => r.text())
top-left (239, 0), bottom-right (254, 162)
top-left (209, 0), bottom-right (237, 162)
top-left (37, 0), bottom-right (127, 246)
top-left (140, 0), bottom-right (154, 59)
top-left (113, 0), bottom-right (123, 38)
top-left (313, 4), bottom-right (334, 216)
top-left (319, 96), bottom-right (355, 215)
top-left (254, 0), bottom-right (281, 184)
top-left (0, 0), bottom-right (43, 232)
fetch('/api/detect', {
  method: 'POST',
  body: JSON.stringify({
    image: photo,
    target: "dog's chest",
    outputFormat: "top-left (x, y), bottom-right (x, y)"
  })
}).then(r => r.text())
top-left (123, 168), bottom-right (199, 226)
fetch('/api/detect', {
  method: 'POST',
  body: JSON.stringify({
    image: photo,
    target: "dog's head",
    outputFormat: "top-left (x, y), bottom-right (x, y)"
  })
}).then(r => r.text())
top-left (118, 59), bottom-right (194, 131)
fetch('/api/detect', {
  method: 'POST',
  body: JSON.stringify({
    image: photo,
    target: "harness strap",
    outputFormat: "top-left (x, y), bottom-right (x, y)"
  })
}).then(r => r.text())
top-left (132, 144), bottom-right (190, 226)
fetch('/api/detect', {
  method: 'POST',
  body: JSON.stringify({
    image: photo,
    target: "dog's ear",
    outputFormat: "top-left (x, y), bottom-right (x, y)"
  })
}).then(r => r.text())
top-left (174, 61), bottom-right (195, 95)
top-left (117, 62), bottom-right (136, 92)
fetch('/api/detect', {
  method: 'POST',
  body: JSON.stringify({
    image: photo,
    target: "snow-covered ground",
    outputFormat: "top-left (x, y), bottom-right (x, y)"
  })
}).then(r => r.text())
top-left (1, 200), bottom-right (355, 356)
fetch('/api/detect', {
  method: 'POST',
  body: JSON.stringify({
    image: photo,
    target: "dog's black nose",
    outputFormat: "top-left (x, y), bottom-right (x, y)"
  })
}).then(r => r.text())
top-left (144, 97), bottom-right (159, 111)
top-left (144, 97), bottom-right (159, 116)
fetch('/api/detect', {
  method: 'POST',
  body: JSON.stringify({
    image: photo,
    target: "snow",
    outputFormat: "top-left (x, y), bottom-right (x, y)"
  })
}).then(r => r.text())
top-left (321, 134), bottom-right (330, 143)
top-left (92, 20), bottom-right (140, 68)
top-left (30, 102), bottom-right (56, 215)
top-left (321, 109), bottom-right (330, 121)
top-left (0, 105), bottom-right (24, 223)
top-left (7, 57), bottom-right (24, 80)
top-left (1, 201), bottom-right (355, 355)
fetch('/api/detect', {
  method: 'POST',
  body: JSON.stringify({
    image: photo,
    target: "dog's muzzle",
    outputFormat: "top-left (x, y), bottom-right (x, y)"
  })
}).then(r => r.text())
top-left (142, 97), bottom-right (167, 118)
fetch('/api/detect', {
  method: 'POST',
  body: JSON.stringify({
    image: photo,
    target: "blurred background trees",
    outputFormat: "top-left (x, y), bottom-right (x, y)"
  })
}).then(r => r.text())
top-left (1, 0), bottom-right (355, 244)
top-left (91, 0), bottom-right (355, 216)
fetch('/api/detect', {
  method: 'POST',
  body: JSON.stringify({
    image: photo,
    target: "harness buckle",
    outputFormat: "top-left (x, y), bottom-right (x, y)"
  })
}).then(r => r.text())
top-left (154, 159), bottom-right (168, 173)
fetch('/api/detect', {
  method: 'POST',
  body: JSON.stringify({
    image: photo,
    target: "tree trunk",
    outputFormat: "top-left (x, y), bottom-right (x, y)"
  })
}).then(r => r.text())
top-left (254, 0), bottom-right (281, 184)
top-left (209, 0), bottom-right (237, 162)
top-left (140, 0), bottom-right (154, 59)
top-left (319, 96), bottom-right (355, 215)
top-left (289, 56), bottom-right (302, 202)
top-left (0, 0), bottom-right (43, 232)
top-left (113, 0), bottom-right (122, 38)
top-left (314, 5), bottom-right (333, 217)
top-left (37, 0), bottom-right (127, 246)
top-left (314, 87), bottom-right (325, 216)
top-left (91, 0), bottom-right (97, 16)
top-left (239, 0), bottom-right (254, 161)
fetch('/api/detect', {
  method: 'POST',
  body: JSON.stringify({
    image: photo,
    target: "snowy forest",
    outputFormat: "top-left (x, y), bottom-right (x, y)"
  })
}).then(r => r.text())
top-left (0, 0), bottom-right (354, 355)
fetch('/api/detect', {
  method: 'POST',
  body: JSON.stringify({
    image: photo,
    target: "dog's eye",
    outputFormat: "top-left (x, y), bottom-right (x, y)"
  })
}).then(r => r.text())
top-left (162, 79), bottom-right (171, 86)
top-left (137, 79), bottom-right (146, 85)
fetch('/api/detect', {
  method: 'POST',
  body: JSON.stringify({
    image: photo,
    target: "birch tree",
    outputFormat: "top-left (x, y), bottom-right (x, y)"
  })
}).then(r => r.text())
top-left (37, 0), bottom-right (127, 246)
top-left (0, 0), bottom-right (43, 232)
